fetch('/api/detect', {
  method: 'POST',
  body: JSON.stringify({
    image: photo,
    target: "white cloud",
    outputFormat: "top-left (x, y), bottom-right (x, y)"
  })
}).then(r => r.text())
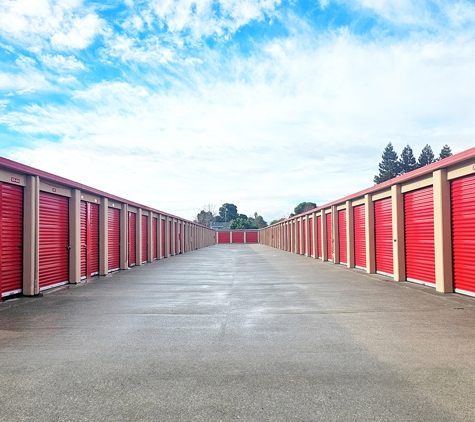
top-left (0, 0), bottom-right (103, 51)
top-left (4, 23), bottom-right (475, 221)
top-left (40, 54), bottom-right (86, 71)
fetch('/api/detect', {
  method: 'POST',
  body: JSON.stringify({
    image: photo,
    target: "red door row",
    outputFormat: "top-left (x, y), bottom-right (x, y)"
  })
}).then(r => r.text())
top-left (1, 183), bottom-right (23, 298)
top-left (353, 204), bottom-right (366, 269)
top-left (80, 201), bottom-right (99, 279)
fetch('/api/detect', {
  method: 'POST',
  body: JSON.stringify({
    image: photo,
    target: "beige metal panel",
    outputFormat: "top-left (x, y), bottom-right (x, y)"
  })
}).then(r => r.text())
top-left (142, 210), bottom-right (150, 217)
top-left (351, 198), bottom-right (365, 207)
top-left (401, 175), bottom-right (433, 193)
top-left (99, 197), bottom-right (109, 276)
top-left (371, 189), bottom-right (392, 201)
top-left (108, 201), bottom-right (121, 209)
top-left (447, 162), bottom-right (475, 180)
top-left (392, 185), bottom-right (405, 282)
top-left (336, 204), bottom-right (347, 211)
top-left (80, 193), bottom-right (101, 204)
top-left (39, 181), bottom-right (71, 197)
top-left (23, 175), bottom-right (39, 296)
top-left (365, 194), bottom-right (375, 274)
top-left (0, 169), bottom-right (26, 186)
top-left (128, 206), bottom-right (137, 213)
top-left (69, 189), bottom-right (81, 284)
top-left (346, 200), bottom-right (354, 268)
top-left (433, 169), bottom-right (453, 293)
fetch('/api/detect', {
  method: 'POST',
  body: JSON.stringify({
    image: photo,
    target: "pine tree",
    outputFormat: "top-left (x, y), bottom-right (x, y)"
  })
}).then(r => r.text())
top-left (438, 144), bottom-right (452, 160)
top-left (399, 144), bottom-right (418, 174)
top-left (374, 142), bottom-right (400, 184)
top-left (418, 144), bottom-right (435, 167)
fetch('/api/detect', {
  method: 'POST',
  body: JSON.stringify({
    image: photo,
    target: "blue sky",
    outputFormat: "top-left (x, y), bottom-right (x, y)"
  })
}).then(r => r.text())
top-left (1, 0), bottom-right (475, 222)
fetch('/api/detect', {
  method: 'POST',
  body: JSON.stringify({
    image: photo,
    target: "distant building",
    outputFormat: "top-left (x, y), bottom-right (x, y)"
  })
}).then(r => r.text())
top-left (210, 222), bottom-right (231, 230)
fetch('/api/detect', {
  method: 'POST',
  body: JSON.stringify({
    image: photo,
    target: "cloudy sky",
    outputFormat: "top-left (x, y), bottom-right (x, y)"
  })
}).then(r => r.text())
top-left (0, 0), bottom-right (474, 222)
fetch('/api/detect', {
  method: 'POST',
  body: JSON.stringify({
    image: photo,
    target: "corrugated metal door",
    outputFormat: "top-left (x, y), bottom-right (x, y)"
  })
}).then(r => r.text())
top-left (39, 192), bottom-right (69, 290)
top-left (128, 212), bottom-right (136, 267)
top-left (452, 174), bottom-right (475, 294)
top-left (89, 204), bottom-right (99, 276)
top-left (317, 215), bottom-right (322, 259)
top-left (374, 198), bottom-right (393, 276)
top-left (303, 220), bottom-right (307, 255)
top-left (169, 221), bottom-right (173, 254)
top-left (353, 205), bottom-right (366, 269)
top-left (233, 232), bottom-right (244, 243)
top-left (175, 222), bottom-right (179, 254)
top-left (108, 208), bottom-right (120, 272)
top-left (338, 210), bottom-right (347, 264)
top-left (219, 231), bottom-right (231, 243)
top-left (404, 187), bottom-right (435, 284)
top-left (246, 231), bottom-right (258, 243)
top-left (161, 220), bottom-right (165, 258)
top-left (296, 221), bottom-right (300, 254)
top-left (326, 213), bottom-right (332, 261)
top-left (309, 218), bottom-right (314, 257)
top-left (1, 183), bottom-right (23, 297)
top-left (142, 215), bottom-right (148, 263)
top-left (152, 217), bottom-right (158, 260)
top-left (80, 202), bottom-right (100, 280)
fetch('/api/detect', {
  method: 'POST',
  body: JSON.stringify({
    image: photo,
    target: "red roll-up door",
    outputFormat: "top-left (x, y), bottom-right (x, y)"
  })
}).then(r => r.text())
top-left (169, 221), bottom-right (173, 254)
top-left (309, 218), bottom-right (314, 257)
top-left (39, 192), bottom-right (69, 290)
top-left (374, 198), bottom-right (393, 276)
top-left (303, 220), bottom-right (307, 255)
top-left (317, 215), bottom-right (322, 259)
top-left (246, 231), bottom-right (258, 243)
top-left (161, 220), bottom-right (165, 258)
top-left (353, 205), bottom-right (366, 269)
top-left (80, 202), bottom-right (100, 279)
top-left (108, 208), bottom-right (120, 272)
top-left (128, 212), bottom-right (136, 267)
top-left (1, 183), bottom-right (23, 297)
top-left (338, 210), bottom-right (347, 265)
top-left (326, 213), bottom-right (332, 261)
top-left (175, 222), bottom-right (179, 254)
top-left (296, 221), bottom-right (300, 254)
top-left (452, 174), bottom-right (475, 294)
top-left (233, 231), bottom-right (244, 243)
top-left (142, 215), bottom-right (148, 263)
top-left (218, 231), bottom-right (231, 243)
top-left (404, 187), bottom-right (435, 285)
top-left (153, 218), bottom-right (158, 260)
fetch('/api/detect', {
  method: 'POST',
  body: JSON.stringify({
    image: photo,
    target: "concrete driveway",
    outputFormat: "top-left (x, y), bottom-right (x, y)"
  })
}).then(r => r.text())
top-left (1, 244), bottom-right (475, 421)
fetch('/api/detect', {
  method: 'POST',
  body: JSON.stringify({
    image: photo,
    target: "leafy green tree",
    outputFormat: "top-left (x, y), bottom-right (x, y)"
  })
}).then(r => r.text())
top-left (249, 212), bottom-right (267, 228)
top-left (418, 144), bottom-right (435, 167)
top-left (219, 203), bottom-right (238, 222)
top-left (229, 218), bottom-right (256, 230)
top-left (292, 202), bottom-right (317, 217)
top-left (374, 142), bottom-right (400, 184)
top-left (195, 210), bottom-right (214, 227)
top-left (398, 145), bottom-right (418, 174)
top-left (438, 144), bottom-right (452, 160)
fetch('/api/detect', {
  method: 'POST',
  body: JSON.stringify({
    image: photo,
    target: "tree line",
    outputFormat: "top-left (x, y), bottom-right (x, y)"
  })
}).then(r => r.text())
top-left (195, 203), bottom-right (268, 229)
top-left (374, 143), bottom-right (452, 184)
